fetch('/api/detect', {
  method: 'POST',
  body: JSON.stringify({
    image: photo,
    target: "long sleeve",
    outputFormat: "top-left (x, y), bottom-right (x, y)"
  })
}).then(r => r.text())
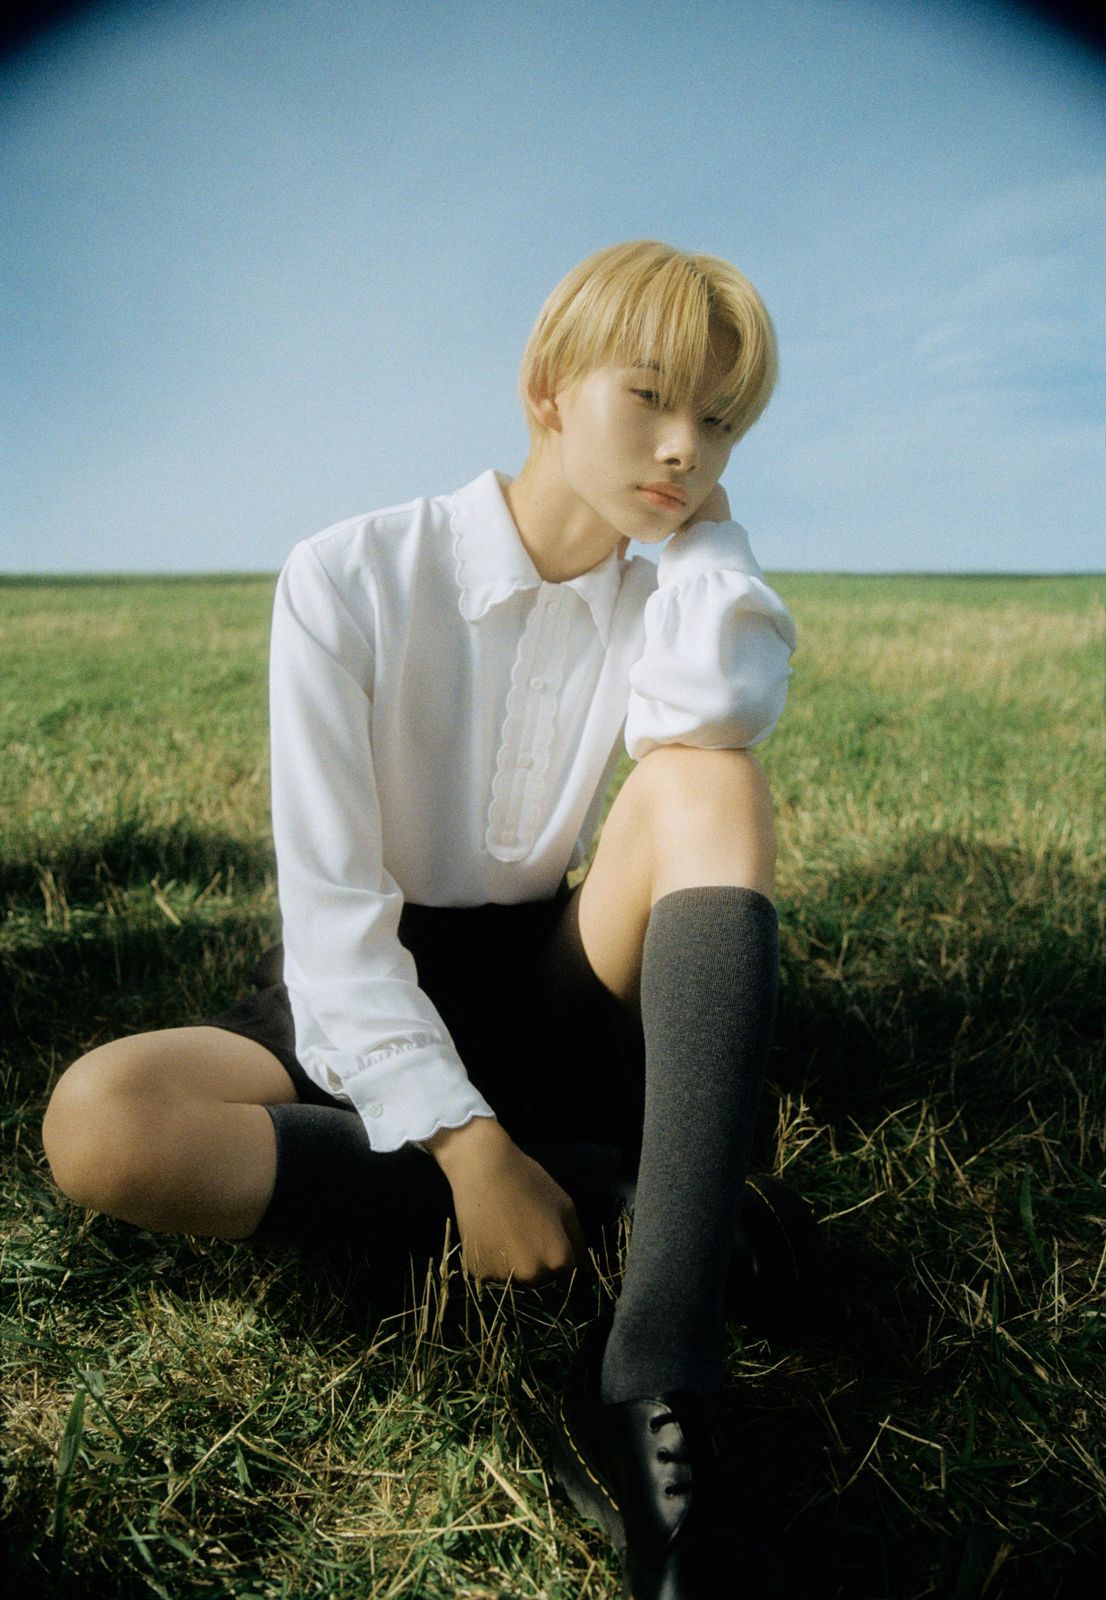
top-left (624, 519), bottom-right (797, 760)
top-left (269, 540), bottom-right (495, 1151)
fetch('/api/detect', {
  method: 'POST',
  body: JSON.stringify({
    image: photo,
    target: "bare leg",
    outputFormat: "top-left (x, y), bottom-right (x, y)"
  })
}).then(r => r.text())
top-left (563, 745), bottom-right (781, 1398)
top-left (41, 1027), bottom-right (297, 1238)
top-left (575, 744), bottom-right (776, 1009)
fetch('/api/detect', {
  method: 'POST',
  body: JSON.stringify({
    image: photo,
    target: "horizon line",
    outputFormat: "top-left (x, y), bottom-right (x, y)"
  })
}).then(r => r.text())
top-left (1, 568), bottom-right (1103, 586)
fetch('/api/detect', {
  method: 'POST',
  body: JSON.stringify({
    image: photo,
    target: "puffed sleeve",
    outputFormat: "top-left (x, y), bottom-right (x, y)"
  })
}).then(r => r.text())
top-left (624, 519), bottom-right (797, 760)
top-left (269, 540), bottom-right (496, 1151)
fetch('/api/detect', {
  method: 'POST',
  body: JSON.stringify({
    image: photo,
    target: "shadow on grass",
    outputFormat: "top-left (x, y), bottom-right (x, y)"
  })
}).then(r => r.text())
top-left (0, 816), bottom-right (275, 903)
top-left (2, 911), bottom-right (280, 1080)
top-left (1, 819), bottom-right (279, 1078)
top-left (4, 826), bottom-right (1104, 1598)
top-left (773, 829), bottom-right (1103, 1113)
top-left (16, 1205), bottom-right (1103, 1599)
top-left (6, 822), bottom-right (1100, 1083)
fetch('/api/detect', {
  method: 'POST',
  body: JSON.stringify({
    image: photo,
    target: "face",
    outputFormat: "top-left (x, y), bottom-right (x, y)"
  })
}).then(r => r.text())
top-left (544, 318), bottom-right (739, 543)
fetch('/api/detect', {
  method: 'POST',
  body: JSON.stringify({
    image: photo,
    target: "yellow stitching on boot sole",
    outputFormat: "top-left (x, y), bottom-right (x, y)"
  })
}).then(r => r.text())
top-left (745, 1178), bottom-right (801, 1281)
top-left (559, 1397), bottom-right (621, 1515)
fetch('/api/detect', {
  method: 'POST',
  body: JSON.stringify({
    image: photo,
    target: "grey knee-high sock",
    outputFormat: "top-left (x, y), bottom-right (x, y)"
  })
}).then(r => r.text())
top-left (254, 1102), bottom-right (629, 1267)
top-left (253, 1103), bottom-right (454, 1268)
top-left (600, 885), bottom-right (779, 1403)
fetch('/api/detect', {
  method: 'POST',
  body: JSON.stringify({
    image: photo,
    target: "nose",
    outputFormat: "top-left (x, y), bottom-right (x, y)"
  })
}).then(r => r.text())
top-left (655, 408), bottom-right (699, 471)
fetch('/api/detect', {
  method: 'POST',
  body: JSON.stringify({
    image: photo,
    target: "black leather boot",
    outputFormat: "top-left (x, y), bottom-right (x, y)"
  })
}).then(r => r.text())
top-left (551, 1315), bottom-right (811, 1598)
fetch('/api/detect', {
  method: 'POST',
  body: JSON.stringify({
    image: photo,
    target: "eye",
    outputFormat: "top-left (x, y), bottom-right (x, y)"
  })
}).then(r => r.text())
top-left (703, 416), bottom-right (733, 434)
top-left (631, 388), bottom-right (661, 404)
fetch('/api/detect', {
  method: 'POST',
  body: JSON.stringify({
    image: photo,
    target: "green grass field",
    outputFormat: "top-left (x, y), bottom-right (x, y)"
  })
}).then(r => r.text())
top-left (2, 572), bottom-right (1104, 1599)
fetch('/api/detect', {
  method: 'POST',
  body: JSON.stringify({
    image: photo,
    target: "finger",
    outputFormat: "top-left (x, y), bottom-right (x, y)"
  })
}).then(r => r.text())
top-left (476, 1252), bottom-right (513, 1285)
top-left (462, 1242), bottom-right (498, 1284)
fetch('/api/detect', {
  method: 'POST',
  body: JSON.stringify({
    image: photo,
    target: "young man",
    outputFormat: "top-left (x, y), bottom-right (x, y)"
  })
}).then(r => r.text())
top-left (43, 241), bottom-right (807, 1595)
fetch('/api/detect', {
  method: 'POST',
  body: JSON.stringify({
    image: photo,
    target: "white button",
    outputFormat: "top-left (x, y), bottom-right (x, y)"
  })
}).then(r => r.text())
top-left (547, 599), bottom-right (559, 613)
top-left (517, 753), bottom-right (533, 768)
top-left (366, 1101), bottom-right (383, 1118)
top-left (529, 676), bottom-right (544, 691)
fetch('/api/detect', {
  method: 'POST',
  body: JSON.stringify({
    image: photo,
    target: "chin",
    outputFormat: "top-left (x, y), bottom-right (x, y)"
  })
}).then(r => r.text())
top-left (631, 511), bottom-right (683, 540)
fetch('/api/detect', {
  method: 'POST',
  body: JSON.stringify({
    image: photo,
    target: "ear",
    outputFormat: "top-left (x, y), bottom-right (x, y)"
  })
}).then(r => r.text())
top-left (527, 385), bottom-right (562, 433)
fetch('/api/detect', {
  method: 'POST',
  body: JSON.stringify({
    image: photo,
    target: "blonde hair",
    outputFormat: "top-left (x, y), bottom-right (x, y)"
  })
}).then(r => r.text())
top-left (518, 240), bottom-right (778, 447)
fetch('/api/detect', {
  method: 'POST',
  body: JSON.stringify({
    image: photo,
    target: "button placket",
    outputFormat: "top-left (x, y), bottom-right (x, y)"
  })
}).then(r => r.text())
top-left (485, 587), bottom-right (572, 860)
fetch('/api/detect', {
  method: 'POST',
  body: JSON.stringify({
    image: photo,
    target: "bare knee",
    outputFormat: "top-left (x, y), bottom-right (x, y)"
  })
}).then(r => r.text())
top-left (631, 745), bottom-right (776, 899)
top-left (42, 1039), bottom-right (174, 1216)
top-left (633, 744), bottom-right (775, 842)
top-left (636, 743), bottom-right (771, 799)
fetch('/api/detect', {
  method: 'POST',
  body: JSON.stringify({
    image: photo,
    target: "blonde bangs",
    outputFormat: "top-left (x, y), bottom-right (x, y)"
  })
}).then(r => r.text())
top-left (520, 241), bottom-right (777, 443)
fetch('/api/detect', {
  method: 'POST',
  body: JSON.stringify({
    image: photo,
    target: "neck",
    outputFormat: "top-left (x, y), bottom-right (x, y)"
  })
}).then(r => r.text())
top-left (504, 442), bottom-right (628, 582)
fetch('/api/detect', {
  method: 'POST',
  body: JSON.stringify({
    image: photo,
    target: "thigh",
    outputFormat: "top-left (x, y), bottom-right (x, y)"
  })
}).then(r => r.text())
top-left (53, 1026), bottom-right (300, 1111)
top-left (201, 967), bottom-right (348, 1108)
top-left (160, 1026), bottom-right (301, 1104)
top-left (570, 746), bottom-right (777, 1008)
top-left (42, 1026), bottom-right (299, 1207)
top-left (573, 762), bottom-right (655, 1012)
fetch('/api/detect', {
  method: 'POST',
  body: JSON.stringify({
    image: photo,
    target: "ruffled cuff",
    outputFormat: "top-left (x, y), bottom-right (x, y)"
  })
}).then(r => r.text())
top-left (300, 1038), bottom-right (497, 1152)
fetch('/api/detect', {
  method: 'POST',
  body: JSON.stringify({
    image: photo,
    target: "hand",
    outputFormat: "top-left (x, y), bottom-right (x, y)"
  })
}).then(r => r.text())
top-left (424, 1119), bottom-right (587, 1285)
top-left (680, 481), bottom-right (730, 530)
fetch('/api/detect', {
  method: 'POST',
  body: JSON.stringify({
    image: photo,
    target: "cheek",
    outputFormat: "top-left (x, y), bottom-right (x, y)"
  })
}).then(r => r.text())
top-left (562, 427), bottom-right (600, 480)
top-left (707, 438), bottom-right (734, 474)
top-left (560, 434), bottom-right (612, 508)
top-left (565, 402), bottom-right (622, 473)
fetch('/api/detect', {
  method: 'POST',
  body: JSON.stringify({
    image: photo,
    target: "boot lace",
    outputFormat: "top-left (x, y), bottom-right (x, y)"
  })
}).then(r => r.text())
top-left (648, 1407), bottom-right (740, 1502)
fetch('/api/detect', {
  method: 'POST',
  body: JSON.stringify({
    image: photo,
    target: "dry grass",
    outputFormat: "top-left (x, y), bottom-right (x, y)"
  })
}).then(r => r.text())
top-left (2, 571), bottom-right (1104, 1598)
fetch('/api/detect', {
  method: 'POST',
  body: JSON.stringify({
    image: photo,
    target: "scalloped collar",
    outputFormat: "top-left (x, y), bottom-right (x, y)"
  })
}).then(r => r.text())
top-left (449, 469), bottom-right (623, 647)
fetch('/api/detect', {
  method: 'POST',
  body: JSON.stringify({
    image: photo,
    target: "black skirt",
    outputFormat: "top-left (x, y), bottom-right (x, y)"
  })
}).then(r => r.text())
top-left (201, 876), bottom-right (645, 1153)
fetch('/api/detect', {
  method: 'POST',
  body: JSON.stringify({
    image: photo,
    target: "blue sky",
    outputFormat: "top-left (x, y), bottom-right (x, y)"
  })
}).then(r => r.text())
top-left (2, 0), bottom-right (1103, 573)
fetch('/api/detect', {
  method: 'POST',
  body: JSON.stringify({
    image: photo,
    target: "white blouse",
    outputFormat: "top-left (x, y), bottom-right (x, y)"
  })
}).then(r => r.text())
top-left (270, 468), bottom-right (797, 1151)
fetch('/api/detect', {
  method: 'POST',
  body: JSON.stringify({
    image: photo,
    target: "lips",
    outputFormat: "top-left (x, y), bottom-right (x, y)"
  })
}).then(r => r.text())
top-left (639, 483), bottom-right (688, 508)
